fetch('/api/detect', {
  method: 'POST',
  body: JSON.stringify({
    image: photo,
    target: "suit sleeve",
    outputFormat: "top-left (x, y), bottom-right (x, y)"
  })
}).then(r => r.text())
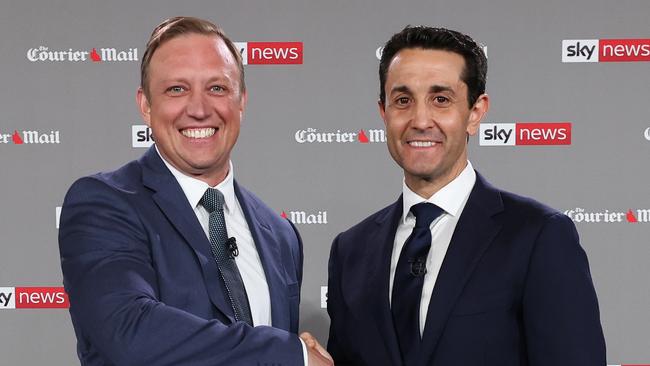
top-left (522, 213), bottom-right (606, 365)
top-left (58, 177), bottom-right (303, 366)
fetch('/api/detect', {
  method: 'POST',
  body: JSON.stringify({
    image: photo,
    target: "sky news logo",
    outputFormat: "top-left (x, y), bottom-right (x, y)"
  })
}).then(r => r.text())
top-left (281, 210), bottom-right (328, 225)
top-left (132, 125), bottom-right (154, 148)
top-left (0, 130), bottom-right (61, 145)
top-left (564, 208), bottom-right (650, 224)
top-left (27, 46), bottom-right (138, 62)
top-left (0, 287), bottom-right (69, 309)
top-left (295, 128), bottom-right (386, 144)
top-left (234, 42), bottom-right (303, 65)
top-left (562, 39), bottom-right (650, 62)
top-left (479, 122), bottom-right (571, 146)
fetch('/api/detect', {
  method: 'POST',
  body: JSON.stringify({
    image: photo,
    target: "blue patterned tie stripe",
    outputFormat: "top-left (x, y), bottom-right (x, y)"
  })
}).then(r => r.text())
top-left (200, 188), bottom-right (253, 326)
top-left (392, 202), bottom-right (444, 364)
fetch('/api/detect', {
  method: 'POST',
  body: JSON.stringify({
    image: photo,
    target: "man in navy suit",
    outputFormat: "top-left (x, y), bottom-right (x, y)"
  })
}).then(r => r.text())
top-left (59, 17), bottom-right (332, 366)
top-left (325, 26), bottom-right (606, 365)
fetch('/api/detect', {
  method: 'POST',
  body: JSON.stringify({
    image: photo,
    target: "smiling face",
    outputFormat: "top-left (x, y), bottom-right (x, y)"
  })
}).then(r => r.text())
top-left (137, 33), bottom-right (246, 186)
top-left (380, 48), bottom-right (488, 198)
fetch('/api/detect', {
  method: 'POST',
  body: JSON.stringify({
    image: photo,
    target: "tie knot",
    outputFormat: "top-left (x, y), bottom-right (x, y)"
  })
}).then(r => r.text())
top-left (410, 202), bottom-right (443, 228)
top-left (200, 188), bottom-right (225, 213)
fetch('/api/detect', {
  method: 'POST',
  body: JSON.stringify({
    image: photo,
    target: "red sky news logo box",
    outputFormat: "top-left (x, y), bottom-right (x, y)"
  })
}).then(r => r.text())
top-left (480, 122), bottom-right (571, 146)
top-left (562, 39), bottom-right (650, 62)
top-left (235, 42), bottom-right (303, 65)
top-left (0, 287), bottom-right (69, 309)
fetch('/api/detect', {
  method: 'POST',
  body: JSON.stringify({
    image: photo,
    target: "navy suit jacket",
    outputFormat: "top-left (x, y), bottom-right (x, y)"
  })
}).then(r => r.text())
top-left (59, 146), bottom-right (304, 366)
top-left (327, 172), bottom-right (606, 366)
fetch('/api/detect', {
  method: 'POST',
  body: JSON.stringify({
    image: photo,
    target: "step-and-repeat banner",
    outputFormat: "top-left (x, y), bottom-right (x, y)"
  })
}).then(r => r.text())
top-left (1, 0), bottom-right (648, 364)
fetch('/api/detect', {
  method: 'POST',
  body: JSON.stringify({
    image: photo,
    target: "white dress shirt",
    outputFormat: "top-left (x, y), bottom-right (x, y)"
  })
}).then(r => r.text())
top-left (156, 149), bottom-right (308, 364)
top-left (389, 161), bottom-right (477, 335)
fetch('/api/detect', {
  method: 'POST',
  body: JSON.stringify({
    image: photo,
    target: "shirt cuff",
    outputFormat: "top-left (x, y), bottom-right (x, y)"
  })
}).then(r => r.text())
top-left (299, 337), bottom-right (309, 366)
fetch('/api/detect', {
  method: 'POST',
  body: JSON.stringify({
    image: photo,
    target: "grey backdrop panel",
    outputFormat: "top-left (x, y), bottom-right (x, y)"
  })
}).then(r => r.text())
top-left (1, 0), bottom-right (648, 364)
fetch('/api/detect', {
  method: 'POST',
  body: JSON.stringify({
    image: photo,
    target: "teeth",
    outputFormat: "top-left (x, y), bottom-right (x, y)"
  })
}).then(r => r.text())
top-left (409, 141), bottom-right (435, 147)
top-left (181, 128), bottom-right (216, 139)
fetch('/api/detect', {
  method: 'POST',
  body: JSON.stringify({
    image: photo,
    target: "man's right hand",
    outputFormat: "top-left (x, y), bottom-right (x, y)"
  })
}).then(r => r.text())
top-left (308, 347), bottom-right (334, 366)
top-left (301, 332), bottom-right (334, 366)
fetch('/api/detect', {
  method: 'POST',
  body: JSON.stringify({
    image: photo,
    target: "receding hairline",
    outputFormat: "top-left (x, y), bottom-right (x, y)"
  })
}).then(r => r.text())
top-left (150, 33), bottom-right (239, 65)
top-left (140, 17), bottom-right (245, 98)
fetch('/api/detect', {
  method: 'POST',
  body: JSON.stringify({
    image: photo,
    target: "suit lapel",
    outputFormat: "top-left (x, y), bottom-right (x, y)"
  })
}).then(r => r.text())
top-left (235, 182), bottom-right (291, 331)
top-left (140, 147), bottom-right (235, 322)
top-left (362, 196), bottom-right (403, 366)
top-left (420, 173), bottom-right (504, 366)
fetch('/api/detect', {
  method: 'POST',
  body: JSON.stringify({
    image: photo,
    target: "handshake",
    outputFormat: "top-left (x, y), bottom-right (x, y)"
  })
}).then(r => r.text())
top-left (300, 332), bottom-right (334, 366)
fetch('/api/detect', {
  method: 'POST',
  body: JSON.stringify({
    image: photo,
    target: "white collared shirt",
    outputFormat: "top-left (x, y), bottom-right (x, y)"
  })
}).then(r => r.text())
top-left (389, 161), bottom-right (477, 335)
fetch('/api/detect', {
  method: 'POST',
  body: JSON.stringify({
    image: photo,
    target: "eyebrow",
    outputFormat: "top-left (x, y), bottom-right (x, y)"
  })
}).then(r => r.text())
top-left (390, 84), bottom-right (456, 96)
top-left (429, 85), bottom-right (455, 95)
top-left (157, 74), bottom-right (233, 86)
top-left (390, 85), bottom-right (412, 95)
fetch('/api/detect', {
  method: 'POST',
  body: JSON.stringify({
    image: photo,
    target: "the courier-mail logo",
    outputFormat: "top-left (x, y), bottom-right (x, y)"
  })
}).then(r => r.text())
top-left (234, 42), bottom-right (303, 65)
top-left (563, 39), bottom-right (650, 62)
top-left (480, 123), bottom-right (572, 146)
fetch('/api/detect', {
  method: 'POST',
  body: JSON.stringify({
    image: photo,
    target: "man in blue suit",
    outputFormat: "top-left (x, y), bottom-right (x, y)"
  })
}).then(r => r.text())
top-left (326, 26), bottom-right (606, 365)
top-left (59, 17), bottom-right (332, 366)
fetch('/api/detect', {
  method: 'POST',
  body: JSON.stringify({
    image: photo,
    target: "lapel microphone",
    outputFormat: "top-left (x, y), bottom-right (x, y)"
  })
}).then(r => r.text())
top-left (409, 257), bottom-right (427, 277)
top-left (225, 237), bottom-right (239, 258)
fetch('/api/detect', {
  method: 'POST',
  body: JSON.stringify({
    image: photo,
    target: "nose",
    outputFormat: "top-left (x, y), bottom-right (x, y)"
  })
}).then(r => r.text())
top-left (185, 91), bottom-right (211, 120)
top-left (411, 101), bottom-right (433, 130)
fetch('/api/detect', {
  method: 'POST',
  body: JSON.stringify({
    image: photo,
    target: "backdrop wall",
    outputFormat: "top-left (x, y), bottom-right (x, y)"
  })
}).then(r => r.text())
top-left (1, 0), bottom-right (648, 364)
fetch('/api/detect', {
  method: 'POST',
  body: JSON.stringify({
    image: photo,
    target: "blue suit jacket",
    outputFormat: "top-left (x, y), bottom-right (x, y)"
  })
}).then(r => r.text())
top-left (327, 172), bottom-right (606, 366)
top-left (59, 146), bottom-right (304, 366)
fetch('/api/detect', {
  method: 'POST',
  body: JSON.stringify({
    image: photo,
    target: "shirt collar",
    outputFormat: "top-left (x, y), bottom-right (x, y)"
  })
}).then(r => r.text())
top-left (401, 161), bottom-right (476, 223)
top-left (156, 145), bottom-right (237, 213)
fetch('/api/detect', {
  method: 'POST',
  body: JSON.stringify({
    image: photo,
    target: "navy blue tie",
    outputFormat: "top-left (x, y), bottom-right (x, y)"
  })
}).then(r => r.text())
top-left (200, 188), bottom-right (253, 326)
top-left (392, 202), bottom-right (444, 364)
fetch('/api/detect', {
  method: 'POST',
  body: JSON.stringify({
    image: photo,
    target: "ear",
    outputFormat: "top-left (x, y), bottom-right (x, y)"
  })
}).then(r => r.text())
top-left (136, 87), bottom-right (151, 126)
top-left (378, 99), bottom-right (387, 127)
top-left (466, 93), bottom-right (489, 136)
top-left (239, 89), bottom-right (248, 121)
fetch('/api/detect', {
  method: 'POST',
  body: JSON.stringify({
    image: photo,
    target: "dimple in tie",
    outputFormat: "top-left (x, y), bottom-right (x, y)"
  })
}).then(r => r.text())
top-left (391, 202), bottom-right (444, 364)
top-left (200, 188), bottom-right (253, 326)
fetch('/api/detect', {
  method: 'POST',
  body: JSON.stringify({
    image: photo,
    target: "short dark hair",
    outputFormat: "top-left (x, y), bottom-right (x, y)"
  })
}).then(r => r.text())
top-left (379, 26), bottom-right (487, 107)
top-left (140, 16), bottom-right (245, 99)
